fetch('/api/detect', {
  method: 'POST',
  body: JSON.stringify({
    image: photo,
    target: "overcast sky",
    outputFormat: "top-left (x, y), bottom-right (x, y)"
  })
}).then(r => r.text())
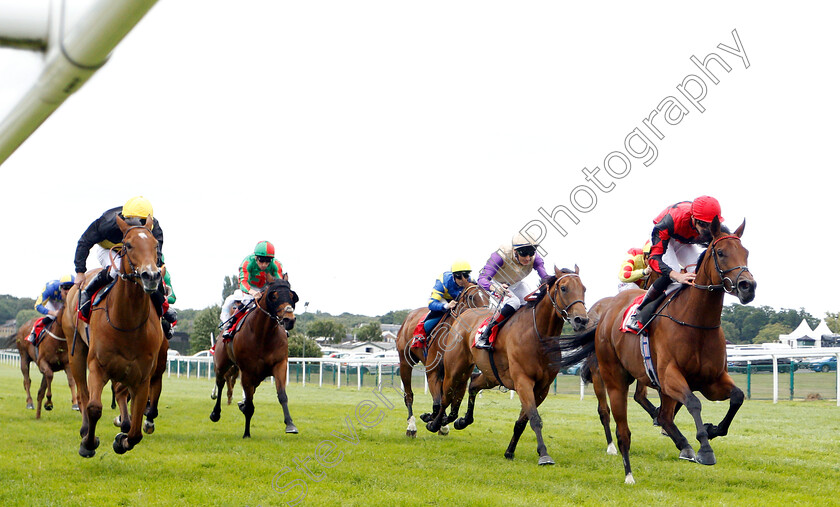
top-left (1, 2), bottom-right (838, 322)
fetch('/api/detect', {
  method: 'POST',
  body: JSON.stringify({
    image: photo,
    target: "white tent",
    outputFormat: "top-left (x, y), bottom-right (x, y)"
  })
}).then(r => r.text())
top-left (778, 319), bottom-right (822, 348)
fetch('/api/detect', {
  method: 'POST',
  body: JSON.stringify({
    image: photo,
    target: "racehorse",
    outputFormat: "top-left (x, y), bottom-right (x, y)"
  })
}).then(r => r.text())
top-left (394, 283), bottom-right (490, 437)
top-left (15, 315), bottom-right (78, 414)
top-left (34, 306), bottom-right (80, 418)
top-left (558, 218), bottom-right (755, 484)
top-left (210, 277), bottom-right (299, 438)
top-left (68, 216), bottom-right (165, 457)
top-left (435, 266), bottom-right (589, 465)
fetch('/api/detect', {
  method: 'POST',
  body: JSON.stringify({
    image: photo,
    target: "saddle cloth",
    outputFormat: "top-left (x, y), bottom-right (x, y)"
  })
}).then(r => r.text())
top-left (410, 311), bottom-right (430, 349)
top-left (619, 294), bottom-right (646, 334)
top-left (473, 316), bottom-right (500, 347)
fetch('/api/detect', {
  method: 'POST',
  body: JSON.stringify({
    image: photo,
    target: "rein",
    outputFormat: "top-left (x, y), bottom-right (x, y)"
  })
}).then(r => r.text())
top-left (692, 235), bottom-right (750, 294)
top-left (100, 225), bottom-right (156, 333)
top-left (533, 273), bottom-right (584, 340)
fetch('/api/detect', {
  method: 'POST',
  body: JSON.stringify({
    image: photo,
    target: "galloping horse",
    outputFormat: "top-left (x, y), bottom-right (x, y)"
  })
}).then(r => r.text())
top-left (435, 266), bottom-right (589, 465)
top-left (15, 316), bottom-right (78, 413)
top-left (69, 216), bottom-right (165, 457)
top-left (112, 334), bottom-right (169, 435)
top-left (34, 305), bottom-right (80, 418)
top-left (394, 283), bottom-right (489, 437)
top-left (210, 278), bottom-right (299, 438)
top-left (559, 218), bottom-right (755, 484)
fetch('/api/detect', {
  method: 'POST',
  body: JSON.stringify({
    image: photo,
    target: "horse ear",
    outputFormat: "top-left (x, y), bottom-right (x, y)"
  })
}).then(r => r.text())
top-left (553, 265), bottom-right (562, 277)
top-left (574, 264), bottom-right (579, 274)
top-left (711, 216), bottom-right (722, 236)
top-left (116, 214), bottom-right (129, 233)
top-left (283, 272), bottom-right (289, 281)
top-left (734, 219), bottom-right (745, 238)
top-left (145, 214), bottom-right (153, 231)
top-left (291, 290), bottom-right (300, 306)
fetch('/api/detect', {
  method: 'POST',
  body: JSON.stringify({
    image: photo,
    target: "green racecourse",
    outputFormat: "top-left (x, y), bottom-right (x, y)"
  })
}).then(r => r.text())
top-left (2, 365), bottom-right (838, 506)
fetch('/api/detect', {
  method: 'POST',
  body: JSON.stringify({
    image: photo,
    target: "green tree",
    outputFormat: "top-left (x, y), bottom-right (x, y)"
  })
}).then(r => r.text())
top-left (753, 322), bottom-right (791, 344)
top-left (190, 305), bottom-right (220, 354)
top-left (379, 309), bottom-right (410, 325)
top-left (721, 321), bottom-right (738, 344)
top-left (741, 311), bottom-right (769, 343)
top-left (825, 312), bottom-right (840, 333)
top-left (221, 275), bottom-right (238, 303)
top-left (287, 331), bottom-right (321, 357)
top-left (15, 309), bottom-right (40, 330)
top-left (307, 320), bottom-right (346, 342)
top-left (356, 322), bottom-right (382, 342)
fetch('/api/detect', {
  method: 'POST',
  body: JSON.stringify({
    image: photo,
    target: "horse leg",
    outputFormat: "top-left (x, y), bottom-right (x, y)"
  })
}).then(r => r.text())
top-left (601, 364), bottom-right (635, 484)
top-left (112, 383), bottom-right (131, 434)
top-left (273, 360), bottom-right (298, 434)
top-left (453, 372), bottom-right (496, 430)
top-left (144, 369), bottom-right (163, 435)
top-left (79, 360), bottom-right (106, 458)
top-left (210, 349), bottom-right (233, 422)
top-left (700, 374), bottom-right (745, 441)
top-left (69, 340), bottom-right (90, 439)
top-left (445, 367), bottom-right (471, 425)
top-left (21, 351), bottom-right (34, 410)
top-left (226, 372), bottom-right (236, 405)
top-left (66, 369), bottom-right (80, 411)
top-left (36, 371), bottom-right (50, 419)
top-left (238, 380), bottom-right (256, 438)
top-left (114, 381), bottom-right (149, 454)
top-left (592, 366), bottom-right (616, 455)
top-left (425, 370), bottom-right (453, 434)
top-left (656, 396), bottom-right (695, 461)
top-left (660, 370), bottom-right (715, 466)
top-left (514, 376), bottom-right (554, 465)
top-left (399, 360), bottom-right (417, 437)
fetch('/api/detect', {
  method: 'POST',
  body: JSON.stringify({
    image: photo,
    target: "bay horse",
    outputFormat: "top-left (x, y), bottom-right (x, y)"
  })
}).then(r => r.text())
top-left (112, 334), bottom-right (169, 435)
top-left (34, 305), bottom-right (80, 418)
top-left (558, 218), bottom-right (755, 484)
top-left (435, 266), bottom-right (589, 465)
top-left (210, 277), bottom-right (299, 438)
top-left (394, 283), bottom-right (490, 437)
top-left (16, 315), bottom-right (78, 413)
top-left (68, 216), bottom-right (165, 457)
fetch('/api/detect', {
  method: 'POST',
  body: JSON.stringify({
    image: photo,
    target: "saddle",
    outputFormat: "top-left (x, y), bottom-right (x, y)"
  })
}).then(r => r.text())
top-left (473, 315), bottom-right (501, 347)
top-left (411, 311), bottom-right (430, 349)
top-left (224, 306), bottom-right (254, 342)
top-left (29, 318), bottom-right (48, 346)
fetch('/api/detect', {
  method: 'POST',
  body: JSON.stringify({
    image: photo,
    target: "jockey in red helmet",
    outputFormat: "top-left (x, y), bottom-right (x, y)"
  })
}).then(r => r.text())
top-left (626, 196), bottom-right (727, 332)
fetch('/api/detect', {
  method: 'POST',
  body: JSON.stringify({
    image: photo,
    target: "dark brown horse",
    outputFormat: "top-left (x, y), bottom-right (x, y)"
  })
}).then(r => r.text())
top-left (559, 219), bottom-right (755, 483)
top-left (68, 217), bottom-right (165, 457)
top-left (435, 266), bottom-right (589, 465)
top-left (210, 277), bottom-right (299, 438)
top-left (16, 315), bottom-right (78, 414)
top-left (394, 283), bottom-right (489, 437)
top-left (34, 306), bottom-right (80, 418)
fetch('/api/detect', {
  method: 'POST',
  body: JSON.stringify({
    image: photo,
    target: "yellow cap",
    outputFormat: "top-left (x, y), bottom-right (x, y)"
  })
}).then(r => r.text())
top-left (122, 196), bottom-right (153, 220)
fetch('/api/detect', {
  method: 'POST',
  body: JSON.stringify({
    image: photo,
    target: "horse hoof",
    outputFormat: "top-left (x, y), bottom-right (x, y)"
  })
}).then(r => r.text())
top-left (144, 421), bottom-right (155, 434)
top-left (696, 450), bottom-right (716, 466)
top-left (285, 424), bottom-right (299, 434)
top-left (625, 473), bottom-right (636, 485)
top-left (678, 447), bottom-right (697, 462)
top-left (438, 425), bottom-right (449, 436)
top-left (72, 404), bottom-right (80, 411)
top-left (210, 391), bottom-right (217, 400)
top-left (406, 430), bottom-right (417, 438)
top-left (425, 422), bottom-right (438, 433)
top-left (209, 411), bottom-right (220, 422)
top-left (45, 402), bottom-right (53, 411)
top-left (26, 403), bottom-right (34, 410)
top-left (504, 452), bottom-right (514, 460)
top-left (419, 413), bottom-right (432, 423)
top-left (538, 455), bottom-right (555, 466)
top-left (606, 443), bottom-right (618, 455)
top-left (113, 416), bottom-right (122, 427)
top-left (79, 443), bottom-right (96, 458)
top-left (113, 433), bottom-right (129, 455)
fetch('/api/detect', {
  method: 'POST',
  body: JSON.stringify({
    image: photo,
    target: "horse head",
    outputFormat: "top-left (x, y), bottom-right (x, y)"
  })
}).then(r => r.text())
top-left (263, 277), bottom-right (298, 331)
top-left (549, 265), bottom-right (589, 332)
top-left (453, 283), bottom-right (491, 316)
top-left (697, 217), bottom-right (756, 304)
top-left (117, 215), bottom-right (161, 294)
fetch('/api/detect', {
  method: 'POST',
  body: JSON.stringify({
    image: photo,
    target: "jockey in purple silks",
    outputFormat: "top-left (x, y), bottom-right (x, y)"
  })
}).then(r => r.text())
top-left (475, 233), bottom-right (549, 349)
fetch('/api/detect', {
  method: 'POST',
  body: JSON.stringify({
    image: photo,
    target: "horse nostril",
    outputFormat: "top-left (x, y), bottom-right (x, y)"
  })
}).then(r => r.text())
top-left (738, 280), bottom-right (753, 292)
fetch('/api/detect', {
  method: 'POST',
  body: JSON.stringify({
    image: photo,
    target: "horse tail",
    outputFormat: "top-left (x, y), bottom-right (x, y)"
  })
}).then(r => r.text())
top-left (555, 326), bottom-right (597, 369)
top-left (580, 353), bottom-right (596, 385)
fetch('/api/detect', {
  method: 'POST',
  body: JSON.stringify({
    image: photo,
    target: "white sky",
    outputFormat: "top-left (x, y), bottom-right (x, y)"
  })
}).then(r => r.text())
top-left (1, 2), bottom-right (838, 320)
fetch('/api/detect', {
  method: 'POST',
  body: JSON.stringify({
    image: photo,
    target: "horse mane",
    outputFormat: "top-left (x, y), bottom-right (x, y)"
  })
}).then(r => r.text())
top-left (527, 268), bottom-right (575, 308)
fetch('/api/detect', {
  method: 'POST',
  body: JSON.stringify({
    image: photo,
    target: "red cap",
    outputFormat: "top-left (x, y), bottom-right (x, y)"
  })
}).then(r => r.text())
top-left (691, 196), bottom-right (723, 223)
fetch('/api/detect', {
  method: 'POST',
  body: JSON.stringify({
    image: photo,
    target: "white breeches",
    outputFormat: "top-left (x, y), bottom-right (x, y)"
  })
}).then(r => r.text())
top-left (662, 240), bottom-right (702, 274)
top-left (93, 244), bottom-right (121, 277)
top-left (501, 279), bottom-right (535, 310)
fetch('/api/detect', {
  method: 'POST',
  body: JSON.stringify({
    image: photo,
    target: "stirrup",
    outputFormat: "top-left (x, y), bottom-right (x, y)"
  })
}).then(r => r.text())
top-left (474, 327), bottom-right (493, 350)
top-left (626, 315), bottom-right (643, 333)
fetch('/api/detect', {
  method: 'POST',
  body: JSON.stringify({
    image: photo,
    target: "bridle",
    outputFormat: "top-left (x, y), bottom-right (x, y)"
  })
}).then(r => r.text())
top-left (692, 234), bottom-right (750, 295)
top-left (548, 273), bottom-right (585, 322)
top-left (109, 225), bottom-right (155, 284)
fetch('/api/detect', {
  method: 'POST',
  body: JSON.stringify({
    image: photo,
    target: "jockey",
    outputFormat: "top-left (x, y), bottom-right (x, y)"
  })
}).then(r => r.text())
top-left (27, 275), bottom-right (74, 343)
top-left (220, 289), bottom-right (248, 323)
top-left (617, 241), bottom-right (652, 292)
top-left (412, 260), bottom-right (474, 348)
top-left (74, 196), bottom-right (167, 323)
top-left (159, 254), bottom-right (178, 340)
top-left (221, 241), bottom-right (284, 340)
top-left (475, 233), bottom-right (549, 349)
top-left (626, 195), bottom-right (726, 332)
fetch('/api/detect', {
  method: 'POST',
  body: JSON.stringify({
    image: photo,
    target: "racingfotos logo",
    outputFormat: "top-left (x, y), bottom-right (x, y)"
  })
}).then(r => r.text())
top-left (519, 28), bottom-right (750, 256)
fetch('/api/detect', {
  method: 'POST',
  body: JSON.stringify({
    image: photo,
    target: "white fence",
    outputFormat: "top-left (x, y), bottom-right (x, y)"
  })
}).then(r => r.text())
top-left (3, 348), bottom-right (838, 406)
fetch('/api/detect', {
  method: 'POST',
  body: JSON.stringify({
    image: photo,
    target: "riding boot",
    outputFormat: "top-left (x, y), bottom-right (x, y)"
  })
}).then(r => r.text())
top-left (161, 319), bottom-right (173, 340)
top-left (475, 304), bottom-right (516, 349)
top-left (627, 287), bottom-right (664, 333)
top-left (151, 288), bottom-right (166, 318)
top-left (79, 270), bottom-right (113, 321)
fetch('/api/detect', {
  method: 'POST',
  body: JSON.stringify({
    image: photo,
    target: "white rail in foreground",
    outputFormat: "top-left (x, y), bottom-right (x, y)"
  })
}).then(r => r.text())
top-left (1, 349), bottom-right (838, 406)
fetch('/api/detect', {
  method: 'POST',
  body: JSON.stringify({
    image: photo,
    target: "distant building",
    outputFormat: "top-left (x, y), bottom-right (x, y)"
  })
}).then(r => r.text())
top-left (778, 319), bottom-right (833, 348)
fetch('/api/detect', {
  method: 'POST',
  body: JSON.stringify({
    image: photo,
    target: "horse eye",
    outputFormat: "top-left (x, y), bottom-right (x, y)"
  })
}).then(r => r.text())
top-left (717, 249), bottom-right (725, 256)
top-left (125, 242), bottom-right (132, 250)
top-left (560, 286), bottom-right (567, 293)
